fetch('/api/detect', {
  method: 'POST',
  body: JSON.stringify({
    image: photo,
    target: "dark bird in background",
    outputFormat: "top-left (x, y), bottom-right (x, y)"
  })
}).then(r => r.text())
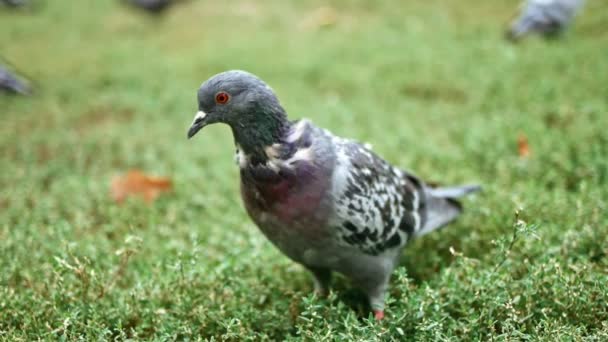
top-left (187, 70), bottom-right (480, 319)
top-left (507, 0), bottom-right (585, 41)
top-left (123, 0), bottom-right (173, 14)
top-left (1, 0), bottom-right (29, 7)
top-left (0, 64), bottom-right (32, 95)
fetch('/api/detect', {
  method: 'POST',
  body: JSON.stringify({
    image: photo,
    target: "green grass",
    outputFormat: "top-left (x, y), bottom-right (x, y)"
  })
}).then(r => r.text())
top-left (1, 0), bottom-right (608, 340)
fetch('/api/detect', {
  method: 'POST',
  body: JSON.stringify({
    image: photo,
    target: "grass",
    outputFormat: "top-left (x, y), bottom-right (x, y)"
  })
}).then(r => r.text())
top-left (1, 0), bottom-right (607, 340)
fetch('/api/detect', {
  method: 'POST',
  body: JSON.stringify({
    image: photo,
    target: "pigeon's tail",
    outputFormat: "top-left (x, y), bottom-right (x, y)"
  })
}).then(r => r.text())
top-left (0, 69), bottom-right (32, 95)
top-left (426, 184), bottom-right (481, 199)
top-left (506, 21), bottom-right (530, 41)
top-left (414, 184), bottom-right (481, 238)
top-left (3, 77), bottom-right (31, 95)
top-left (506, 15), bottom-right (541, 41)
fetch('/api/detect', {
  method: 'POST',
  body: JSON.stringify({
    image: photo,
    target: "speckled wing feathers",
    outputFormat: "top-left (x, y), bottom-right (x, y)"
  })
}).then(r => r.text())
top-left (328, 134), bottom-right (425, 256)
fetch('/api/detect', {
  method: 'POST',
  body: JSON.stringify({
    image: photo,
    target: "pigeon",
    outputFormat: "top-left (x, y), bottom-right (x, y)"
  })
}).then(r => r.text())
top-left (0, 64), bottom-right (31, 95)
top-left (1, 0), bottom-right (29, 7)
top-left (187, 70), bottom-right (480, 319)
top-left (507, 0), bottom-right (585, 41)
top-left (123, 0), bottom-right (172, 14)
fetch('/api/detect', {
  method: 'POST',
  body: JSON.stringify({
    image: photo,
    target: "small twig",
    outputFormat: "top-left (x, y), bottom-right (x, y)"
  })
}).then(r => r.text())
top-left (98, 249), bottom-right (133, 299)
top-left (493, 210), bottom-right (522, 272)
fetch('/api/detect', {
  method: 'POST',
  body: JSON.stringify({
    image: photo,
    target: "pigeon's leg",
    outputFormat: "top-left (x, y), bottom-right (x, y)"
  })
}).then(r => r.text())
top-left (306, 266), bottom-right (332, 297)
top-left (361, 274), bottom-right (390, 320)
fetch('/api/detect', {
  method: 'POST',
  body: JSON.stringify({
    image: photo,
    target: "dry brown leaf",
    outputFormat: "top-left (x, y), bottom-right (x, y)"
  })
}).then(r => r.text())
top-left (518, 134), bottom-right (531, 158)
top-left (110, 170), bottom-right (172, 204)
top-left (299, 6), bottom-right (338, 30)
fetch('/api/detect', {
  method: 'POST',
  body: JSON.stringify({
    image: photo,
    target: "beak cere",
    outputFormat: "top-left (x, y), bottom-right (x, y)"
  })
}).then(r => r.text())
top-left (187, 110), bottom-right (208, 139)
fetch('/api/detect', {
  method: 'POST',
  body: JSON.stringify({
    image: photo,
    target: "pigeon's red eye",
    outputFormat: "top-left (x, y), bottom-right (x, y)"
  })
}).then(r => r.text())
top-left (215, 92), bottom-right (230, 104)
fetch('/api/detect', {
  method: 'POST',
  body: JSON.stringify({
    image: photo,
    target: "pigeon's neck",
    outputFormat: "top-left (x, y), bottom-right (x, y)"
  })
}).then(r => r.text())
top-left (230, 110), bottom-right (293, 165)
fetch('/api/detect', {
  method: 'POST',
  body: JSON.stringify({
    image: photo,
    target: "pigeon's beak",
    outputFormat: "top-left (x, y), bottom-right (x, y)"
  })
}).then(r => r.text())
top-left (187, 110), bottom-right (208, 139)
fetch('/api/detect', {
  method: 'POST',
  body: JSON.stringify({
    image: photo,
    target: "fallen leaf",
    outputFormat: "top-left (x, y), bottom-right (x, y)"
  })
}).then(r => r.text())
top-left (518, 134), bottom-right (531, 158)
top-left (110, 170), bottom-right (172, 204)
top-left (299, 6), bottom-right (338, 30)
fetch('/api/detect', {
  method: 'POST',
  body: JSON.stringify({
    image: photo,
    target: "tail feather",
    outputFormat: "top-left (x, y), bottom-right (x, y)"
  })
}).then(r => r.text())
top-left (507, 16), bottom-right (536, 41)
top-left (414, 184), bottom-right (481, 238)
top-left (426, 184), bottom-right (481, 199)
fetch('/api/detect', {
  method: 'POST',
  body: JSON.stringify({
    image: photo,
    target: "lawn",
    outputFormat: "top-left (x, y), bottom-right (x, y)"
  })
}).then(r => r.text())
top-left (1, 0), bottom-right (607, 340)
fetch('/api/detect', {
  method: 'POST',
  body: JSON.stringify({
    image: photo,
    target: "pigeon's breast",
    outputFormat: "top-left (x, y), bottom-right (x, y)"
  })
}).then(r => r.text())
top-left (240, 161), bottom-right (329, 226)
top-left (239, 160), bottom-right (333, 260)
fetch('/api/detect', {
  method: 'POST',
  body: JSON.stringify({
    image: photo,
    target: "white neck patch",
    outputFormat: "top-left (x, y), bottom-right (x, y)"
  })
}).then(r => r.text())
top-left (235, 119), bottom-right (315, 170)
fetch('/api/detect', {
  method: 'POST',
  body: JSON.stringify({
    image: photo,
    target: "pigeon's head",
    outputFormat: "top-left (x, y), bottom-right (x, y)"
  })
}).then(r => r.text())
top-left (187, 70), bottom-right (288, 141)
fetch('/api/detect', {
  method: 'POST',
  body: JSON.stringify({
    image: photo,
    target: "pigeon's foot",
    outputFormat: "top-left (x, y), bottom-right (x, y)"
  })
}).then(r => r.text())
top-left (313, 288), bottom-right (329, 298)
top-left (363, 275), bottom-right (389, 321)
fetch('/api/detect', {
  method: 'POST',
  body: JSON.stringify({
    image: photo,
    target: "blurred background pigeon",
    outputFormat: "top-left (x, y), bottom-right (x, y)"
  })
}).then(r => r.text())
top-left (0, 64), bottom-right (32, 95)
top-left (123, 0), bottom-right (173, 14)
top-left (1, 0), bottom-right (29, 7)
top-left (507, 0), bottom-right (585, 41)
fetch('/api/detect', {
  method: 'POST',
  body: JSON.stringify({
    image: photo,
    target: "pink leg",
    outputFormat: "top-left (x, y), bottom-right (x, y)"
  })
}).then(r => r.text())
top-left (364, 275), bottom-right (389, 321)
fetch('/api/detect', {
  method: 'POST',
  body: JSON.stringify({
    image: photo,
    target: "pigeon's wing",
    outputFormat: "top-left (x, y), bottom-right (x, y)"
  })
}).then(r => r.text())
top-left (328, 137), bottom-right (425, 255)
top-left (326, 133), bottom-right (481, 255)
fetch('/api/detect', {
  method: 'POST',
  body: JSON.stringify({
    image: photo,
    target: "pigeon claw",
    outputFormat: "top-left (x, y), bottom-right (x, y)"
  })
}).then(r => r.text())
top-left (374, 310), bottom-right (385, 320)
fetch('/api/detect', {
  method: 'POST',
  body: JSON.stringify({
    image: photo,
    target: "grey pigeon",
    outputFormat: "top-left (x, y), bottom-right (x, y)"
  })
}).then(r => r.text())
top-left (1, 0), bottom-right (28, 7)
top-left (187, 70), bottom-right (480, 319)
top-left (507, 0), bottom-right (585, 41)
top-left (0, 64), bottom-right (31, 95)
top-left (123, 0), bottom-right (172, 14)
top-left (1, 0), bottom-right (27, 6)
